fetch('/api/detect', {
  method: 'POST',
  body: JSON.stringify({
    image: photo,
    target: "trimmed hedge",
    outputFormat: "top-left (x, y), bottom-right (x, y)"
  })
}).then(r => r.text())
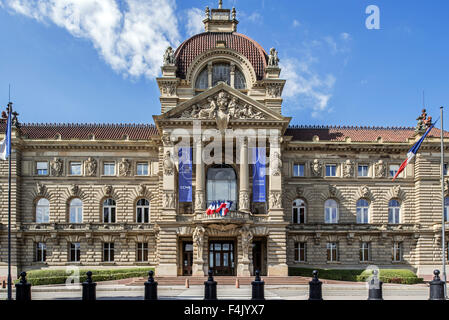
top-left (289, 267), bottom-right (423, 284)
top-left (15, 268), bottom-right (154, 286)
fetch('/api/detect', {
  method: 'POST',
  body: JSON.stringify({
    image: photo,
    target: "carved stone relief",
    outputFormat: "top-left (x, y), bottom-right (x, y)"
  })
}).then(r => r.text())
top-left (118, 158), bottom-right (131, 177)
top-left (193, 226), bottom-right (206, 261)
top-left (163, 151), bottom-right (174, 176)
top-left (343, 160), bottom-right (354, 178)
top-left (50, 158), bottom-right (63, 177)
top-left (375, 160), bottom-right (386, 178)
top-left (271, 152), bottom-right (282, 176)
top-left (239, 226), bottom-right (253, 261)
top-left (311, 159), bottom-right (322, 177)
top-left (163, 191), bottom-right (176, 209)
top-left (269, 191), bottom-right (282, 209)
top-left (85, 157), bottom-right (97, 177)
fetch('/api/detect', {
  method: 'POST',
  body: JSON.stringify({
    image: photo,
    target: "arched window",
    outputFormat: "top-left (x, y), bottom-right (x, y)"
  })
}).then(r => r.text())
top-left (206, 165), bottom-right (237, 211)
top-left (195, 68), bottom-right (208, 89)
top-left (136, 199), bottom-right (150, 223)
top-left (388, 199), bottom-right (401, 224)
top-left (103, 199), bottom-right (116, 223)
top-left (36, 198), bottom-right (50, 223)
top-left (356, 199), bottom-right (370, 224)
top-left (292, 199), bottom-right (306, 224)
top-left (445, 197), bottom-right (449, 222)
top-left (69, 198), bottom-right (83, 223)
top-left (212, 63), bottom-right (231, 86)
top-left (324, 199), bottom-right (339, 224)
top-left (235, 69), bottom-right (246, 89)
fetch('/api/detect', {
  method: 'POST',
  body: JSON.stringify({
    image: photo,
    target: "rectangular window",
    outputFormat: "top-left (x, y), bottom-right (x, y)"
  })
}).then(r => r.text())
top-left (444, 164), bottom-right (448, 176)
top-left (389, 165), bottom-right (400, 178)
top-left (103, 243), bottom-right (114, 262)
top-left (392, 242), bottom-right (403, 262)
top-left (36, 162), bottom-right (48, 176)
top-left (360, 242), bottom-right (371, 262)
top-left (35, 242), bottom-right (47, 262)
top-left (137, 162), bottom-right (149, 176)
top-left (294, 242), bottom-right (307, 262)
top-left (326, 165), bottom-right (337, 177)
top-left (293, 206), bottom-right (306, 224)
top-left (137, 243), bottom-right (149, 262)
top-left (293, 164), bottom-right (305, 177)
top-left (358, 165), bottom-right (369, 177)
top-left (70, 162), bottom-right (82, 176)
top-left (326, 242), bottom-right (339, 262)
top-left (103, 162), bottom-right (116, 176)
top-left (70, 243), bottom-right (81, 262)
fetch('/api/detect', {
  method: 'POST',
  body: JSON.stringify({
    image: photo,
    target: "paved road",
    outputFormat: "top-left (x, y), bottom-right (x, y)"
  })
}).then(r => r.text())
top-left (0, 284), bottom-right (431, 300)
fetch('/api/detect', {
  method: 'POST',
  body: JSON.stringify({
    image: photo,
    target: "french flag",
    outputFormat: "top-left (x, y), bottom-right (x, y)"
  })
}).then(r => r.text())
top-left (206, 202), bottom-right (217, 215)
top-left (393, 122), bottom-right (436, 181)
top-left (215, 201), bottom-right (227, 214)
top-left (222, 201), bottom-right (233, 216)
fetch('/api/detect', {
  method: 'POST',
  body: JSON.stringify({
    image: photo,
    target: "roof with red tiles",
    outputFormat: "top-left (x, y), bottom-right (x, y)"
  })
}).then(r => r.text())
top-left (0, 120), bottom-right (158, 140)
top-left (175, 32), bottom-right (268, 80)
top-left (285, 126), bottom-right (449, 143)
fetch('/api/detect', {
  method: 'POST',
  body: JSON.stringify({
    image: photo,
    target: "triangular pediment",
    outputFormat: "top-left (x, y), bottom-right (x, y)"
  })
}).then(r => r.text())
top-left (159, 82), bottom-right (286, 122)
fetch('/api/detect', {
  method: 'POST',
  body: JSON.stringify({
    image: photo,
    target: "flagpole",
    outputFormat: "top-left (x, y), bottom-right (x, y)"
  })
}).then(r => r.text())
top-left (7, 102), bottom-right (12, 301)
top-left (441, 106), bottom-right (447, 298)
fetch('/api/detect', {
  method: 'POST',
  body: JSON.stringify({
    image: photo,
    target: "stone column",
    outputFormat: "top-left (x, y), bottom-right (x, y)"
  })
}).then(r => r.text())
top-left (194, 138), bottom-right (205, 217)
top-left (230, 64), bottom-right (236, 88)
top-left (268, 130), bottom-right (284, 221)
top-left (239, 137), bottom-right (250, 212)
top-left (161, 131), bottom-right (177, 221)
top-left (207, 63), bottom-right (213, 89)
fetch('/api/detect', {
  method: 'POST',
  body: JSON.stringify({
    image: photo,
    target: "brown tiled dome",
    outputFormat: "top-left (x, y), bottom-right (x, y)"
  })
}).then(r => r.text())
top-left (175, 32), bottom-right (268, 80)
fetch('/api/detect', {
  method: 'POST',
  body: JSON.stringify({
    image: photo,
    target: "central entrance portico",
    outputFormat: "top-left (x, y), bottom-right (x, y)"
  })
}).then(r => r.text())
top-left (209, 240), bottom-right (236, 276)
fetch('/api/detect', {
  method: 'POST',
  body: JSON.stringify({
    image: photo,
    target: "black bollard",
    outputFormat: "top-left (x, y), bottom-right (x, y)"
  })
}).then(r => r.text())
top-left (429, 270), bottom-right (446, 301)
top-left (15, 272), bottom-right (31, 301)
top-left (204, 270), bottom-right (218, 300)
top-left (144, 270), bottom-right (158, 300)
top-left (367, 270), bottom-right (383, 300)
top-left (82, 271), bottom-right (97, 301)
top-left (251, 270), bottom-right (265, 300)
top-left (308, 270), bottom-right (323, 301)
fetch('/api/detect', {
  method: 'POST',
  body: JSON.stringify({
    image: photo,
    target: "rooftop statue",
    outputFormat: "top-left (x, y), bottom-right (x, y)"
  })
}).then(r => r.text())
top-left (163, 46), bottom-right (175, 66)
top-left (268, 48), bottom-right (279, 67)
top-left (415, 109), bottom-right (432, 133)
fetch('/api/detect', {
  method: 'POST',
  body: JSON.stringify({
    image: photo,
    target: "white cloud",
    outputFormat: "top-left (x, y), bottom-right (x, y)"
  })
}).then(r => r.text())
top-left (292, 19), bottom-right (300, 28)
top-left (247, 12), bottom-right (261, 23)
top-left (2, 0), bottom-right (181, 79)
top-left (185, 7), bottom-right (204, 37)
top-left (281, 57), bottom-right (335, 118)
top-left (340, 32), bottom-right (351, 41)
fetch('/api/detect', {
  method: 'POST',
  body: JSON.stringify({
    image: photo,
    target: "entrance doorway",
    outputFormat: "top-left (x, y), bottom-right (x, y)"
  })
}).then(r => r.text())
top-left (252, 239), bottom-right (267, 276)
top-left (209, 241), bottom-right (235, 276)
top-left (182, 242), bottom-right (193, 276)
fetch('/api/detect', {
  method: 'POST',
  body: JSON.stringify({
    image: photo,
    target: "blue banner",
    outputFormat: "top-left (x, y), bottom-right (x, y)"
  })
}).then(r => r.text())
top-left (252, 147), bottom-right (266, 203)
top-left (179, 147), bottom-right (193, 203)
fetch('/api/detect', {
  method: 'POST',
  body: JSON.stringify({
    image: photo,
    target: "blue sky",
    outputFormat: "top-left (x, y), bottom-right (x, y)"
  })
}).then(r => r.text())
top-left (0, 0), bottom-right (448, 128)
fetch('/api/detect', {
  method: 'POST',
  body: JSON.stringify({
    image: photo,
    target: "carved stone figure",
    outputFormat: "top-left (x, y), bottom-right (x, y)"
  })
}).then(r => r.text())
top-left (119, 158), bottom-right (131, 177)
top-left (216, 92), bottom-right (231, 131)
top-left (361, 186), bottom-right (370, 198)
top-left (162, 132), bottom-right (173, 147)
top-left (37, 183), bottom-right (45, 196)
top-left (193, 226), bottom-right (205, 260)
top-left (415, 109), bottom-right (428, 133)
top-left (271, 152), bottom-right (282, 176)
top-left (71, 184), bottom-right (79, 196)
top-left (268, 48), bottom-right (279, 67)
top-left (239, 191), bottom-right (250, 211)
top-left (198, 98), bottom-right (217, 119)
top-left (163, 151), bottom-right (174, 176)
top-left (85, 157), bottom-right (97, 177)
top-left (161, 83), bottom-right (176, 96)
top-left (269, 191), bottom-right (282, 209)
top-left (163, 46), bottom-right (175, 65)
top-left (50, 158), bottom-right (63, 177)
top-left (104, 185), bottom-right (113, 196)
top-left (138, 184), bottom-right (146, 196)
top-left (296, 187), bottom-right (304, 197)
top-left (205, 6), bottom-right (210, 19)
top-left (329, 185), bottom-right (337, 197)
top-left (311, 159), bottom-right (323, 177)
top-left (375, 160), bottom-right (386, 178)
top-left (267, 85), bottom-right (281, 98)
top-left (239, 226), bottom-right (253, 261)
top-left (343, 159), bottom-right (354, 178)
top-left (393, 185), bottom-right (401, 198)
top-left (195, 191), bottom-right (205, 210)
top-left (163, 191), bottom-right (175, 209)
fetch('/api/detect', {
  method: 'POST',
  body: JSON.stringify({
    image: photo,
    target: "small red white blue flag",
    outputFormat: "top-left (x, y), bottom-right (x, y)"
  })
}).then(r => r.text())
top-left (206, 201), bottom-right (233, 216)
top-left (392, 122), bottom-right (436, 181)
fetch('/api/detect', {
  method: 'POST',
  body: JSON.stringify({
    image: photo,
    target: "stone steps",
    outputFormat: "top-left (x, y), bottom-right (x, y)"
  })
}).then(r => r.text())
top-left (128, 276), bottom-right (311, 286)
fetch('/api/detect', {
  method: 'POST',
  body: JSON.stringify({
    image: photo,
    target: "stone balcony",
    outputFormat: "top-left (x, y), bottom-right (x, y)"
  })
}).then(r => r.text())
top-left (176, 211), bottom-right (268, 223)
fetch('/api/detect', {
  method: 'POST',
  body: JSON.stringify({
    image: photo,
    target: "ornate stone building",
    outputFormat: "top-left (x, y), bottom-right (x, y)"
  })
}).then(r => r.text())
top-left (0, 2), bottom-right (448, 278)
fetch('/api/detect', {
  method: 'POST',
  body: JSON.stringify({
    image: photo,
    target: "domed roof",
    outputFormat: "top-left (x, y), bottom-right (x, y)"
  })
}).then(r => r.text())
top-left (175, 32), bottom-right (268, 81)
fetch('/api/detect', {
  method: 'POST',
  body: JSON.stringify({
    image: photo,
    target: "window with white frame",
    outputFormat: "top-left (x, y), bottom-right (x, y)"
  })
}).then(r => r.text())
top-left (36, 162), bottom-right (48, 176)
top-left (358, 165), bottom-right (369, 177)
top-left (103, 199), bottom-right (116, 223)
top-left (360, 242), bottom-right (371, 262)
top-left (103, 162), bottom-right (116, 176)
top-left (69, 242), bottom-right (81, 262)
top-left (326, 164), bottom-right (337, 177)
top-left (326, 242), bottom-right (339, 262)
top-left (103, 243), bottom-right (114, 262)
top-left (137, 243), bottom-right (149, 262)
top-left (70, 162), bottom-right (82, 176)
top-left (324, 199), bottom-right (339, 224)
top-left (136, 199), bottom-right (150, 223)
top-left (292, 199), bottom-right (306, 224)
top-left (35, 242), bottom-right (47, 262)
top-left (388, 199), bottom-right (401, 224)
top-left (69, 198), bottom-right (83, 223)
top-left (392, 242), bottom-right (403, 262)
top-left (294, 242), bottom-right (307, 262)
top-left (293, 164), bottom-right (305, 177)
top-left (137, 162), bottom-right (149, 176)
top-left (389, 164), bottom-right (400, 178)
top-left (356, 199), bottom-right (370, 224)
top-left (36, 198), bottom-right (50, 223)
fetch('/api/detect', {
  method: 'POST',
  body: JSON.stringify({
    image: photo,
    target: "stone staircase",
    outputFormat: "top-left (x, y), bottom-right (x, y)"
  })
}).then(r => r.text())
top-left (127, 276), bottom-right (311, 286)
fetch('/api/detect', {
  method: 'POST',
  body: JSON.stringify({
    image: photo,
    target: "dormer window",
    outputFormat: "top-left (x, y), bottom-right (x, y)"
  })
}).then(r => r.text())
top-left (195, 62), bottom-right (246, 91)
